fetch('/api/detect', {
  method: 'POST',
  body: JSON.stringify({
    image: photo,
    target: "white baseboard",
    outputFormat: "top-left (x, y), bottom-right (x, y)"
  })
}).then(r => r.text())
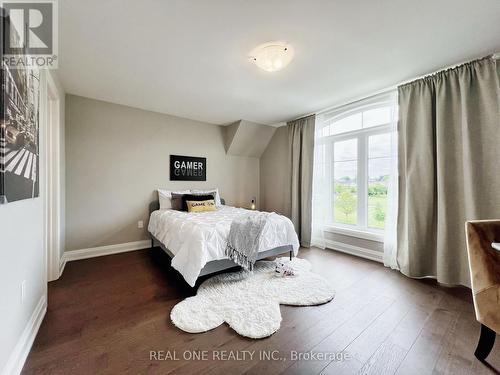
top-left (2, 295), bottom-right (47, 375)
top-left (59, 254), bottom-right (67, 277)
top-left (64, 240), bottom-right (151, 262)
top-left (325, 239), bottom-right (383, 263)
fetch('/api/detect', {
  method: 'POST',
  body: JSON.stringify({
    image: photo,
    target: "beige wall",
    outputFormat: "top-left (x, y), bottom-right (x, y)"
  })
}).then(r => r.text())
top-left (65, 95), bottom-right (259, 251)
top-left (224, 120), bottom-right (276, 158)
top-left (260, 126), bottom-right (290, 217)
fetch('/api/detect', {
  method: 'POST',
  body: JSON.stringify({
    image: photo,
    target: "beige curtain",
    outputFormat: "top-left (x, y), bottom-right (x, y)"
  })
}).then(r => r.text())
top-left (288, 115), bottom-right (315, 247)
top-left (397, 56), bottom-right (500, 286)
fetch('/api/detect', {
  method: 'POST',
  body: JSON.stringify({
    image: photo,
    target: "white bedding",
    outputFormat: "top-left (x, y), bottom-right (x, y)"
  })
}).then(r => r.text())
top-left (148, 206), bottom-right (300, 286)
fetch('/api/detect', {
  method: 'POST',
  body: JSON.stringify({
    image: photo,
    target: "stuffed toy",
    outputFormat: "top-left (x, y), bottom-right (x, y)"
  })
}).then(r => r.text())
top-left (275, 258), bottom-right (297, 277)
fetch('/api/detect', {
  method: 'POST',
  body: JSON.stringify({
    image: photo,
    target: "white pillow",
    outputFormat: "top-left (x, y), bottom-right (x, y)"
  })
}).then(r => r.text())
top-left (191, 188), bottom-right (222, 206)
top-left (158, 189), bottom-right (191, 210)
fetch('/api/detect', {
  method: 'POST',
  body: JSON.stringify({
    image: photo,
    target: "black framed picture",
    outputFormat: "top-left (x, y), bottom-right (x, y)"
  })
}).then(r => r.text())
top-left (0, 18), bottom-right (41, 204)
top-left (170, 155), bottom-right (206, 181)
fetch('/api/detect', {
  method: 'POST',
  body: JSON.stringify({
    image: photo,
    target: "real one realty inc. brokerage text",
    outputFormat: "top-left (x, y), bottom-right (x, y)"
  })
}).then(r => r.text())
top-left (149, 350), bottom-right (351, 362)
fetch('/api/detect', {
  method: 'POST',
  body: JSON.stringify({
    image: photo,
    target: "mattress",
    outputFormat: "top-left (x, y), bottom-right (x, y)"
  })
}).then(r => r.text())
top-left (148, 206), bottom-right (300, 286)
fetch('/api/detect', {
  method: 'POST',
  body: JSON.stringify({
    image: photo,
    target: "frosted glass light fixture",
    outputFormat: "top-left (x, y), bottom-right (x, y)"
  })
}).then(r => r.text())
top-left (250, 42), bottom-right (294, 72)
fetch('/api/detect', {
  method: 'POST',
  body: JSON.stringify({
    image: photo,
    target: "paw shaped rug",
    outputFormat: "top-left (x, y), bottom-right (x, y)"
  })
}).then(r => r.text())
top-left (170, 257), bottom-right (335, 339)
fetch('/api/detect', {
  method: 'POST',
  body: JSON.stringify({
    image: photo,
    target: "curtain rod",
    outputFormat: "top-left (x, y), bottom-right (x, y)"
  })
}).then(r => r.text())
top-left (288, 53), bottom-right (499, 123)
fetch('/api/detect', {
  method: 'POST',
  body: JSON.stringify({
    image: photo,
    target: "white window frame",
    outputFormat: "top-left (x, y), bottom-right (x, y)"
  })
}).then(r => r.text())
top-left (319, 99), bottom-right (396, 242)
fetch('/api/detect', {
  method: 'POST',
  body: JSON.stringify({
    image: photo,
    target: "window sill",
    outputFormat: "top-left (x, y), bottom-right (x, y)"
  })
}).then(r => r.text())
top-left (324, 225), bottom-right (384, 243)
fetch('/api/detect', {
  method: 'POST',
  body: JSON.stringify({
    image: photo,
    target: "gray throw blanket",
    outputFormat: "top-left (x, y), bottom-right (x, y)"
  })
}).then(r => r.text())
top-left (225, 212), bottom-right (270, 270)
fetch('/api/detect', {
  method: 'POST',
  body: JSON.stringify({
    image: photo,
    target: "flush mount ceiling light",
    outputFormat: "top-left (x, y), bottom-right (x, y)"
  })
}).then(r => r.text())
top-left (249, 41), bottom-right (294, 72)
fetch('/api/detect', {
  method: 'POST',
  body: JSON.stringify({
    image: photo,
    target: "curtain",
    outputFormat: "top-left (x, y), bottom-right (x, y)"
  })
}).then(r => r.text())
top-left (383, 96), bottom-right (399, 269)
top-left (397, 56), bottom-right (500, 286)
top-left (311, 115), bottom-right (331, 249)
top-left (289, 115), bottom-right (315, 247)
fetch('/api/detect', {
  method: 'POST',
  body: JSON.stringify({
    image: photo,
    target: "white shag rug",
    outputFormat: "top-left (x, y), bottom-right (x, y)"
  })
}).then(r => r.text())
top-left (170, 257), bottom-right (335, 339)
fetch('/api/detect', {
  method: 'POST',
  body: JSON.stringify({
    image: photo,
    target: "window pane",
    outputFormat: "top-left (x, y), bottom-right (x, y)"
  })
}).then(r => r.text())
top-left (368, 157), bottom-right (390, 229)
top-left (330, 113), bottom-right (362, 135)
top-left (334, 138), bottom-right (357, 161)
top-left (368, 133), bottom-right (391, 158)
top-left (334, 161), bottom-right (357, 225)
top-left (334, 138), bottom-right (357, 225)
top-left (363, 107), bottom-right (391, 128)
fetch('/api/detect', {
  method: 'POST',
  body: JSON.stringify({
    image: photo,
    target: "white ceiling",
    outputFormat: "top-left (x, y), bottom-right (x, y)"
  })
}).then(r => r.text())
top-left (59, 0), bottom-right (500, 125)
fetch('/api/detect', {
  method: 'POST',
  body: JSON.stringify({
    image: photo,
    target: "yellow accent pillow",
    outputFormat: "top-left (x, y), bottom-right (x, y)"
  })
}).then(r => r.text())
top-left (186, 199), bottom-right (217, 213)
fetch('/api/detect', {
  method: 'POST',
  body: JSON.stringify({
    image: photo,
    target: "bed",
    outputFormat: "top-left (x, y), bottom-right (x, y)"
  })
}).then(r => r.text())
top-left (148, 199), bottom-right (300, 286)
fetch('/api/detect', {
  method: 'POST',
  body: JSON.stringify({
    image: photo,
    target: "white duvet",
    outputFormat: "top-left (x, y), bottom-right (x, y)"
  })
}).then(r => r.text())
top-left (148, 206), bottom-right (300, 286)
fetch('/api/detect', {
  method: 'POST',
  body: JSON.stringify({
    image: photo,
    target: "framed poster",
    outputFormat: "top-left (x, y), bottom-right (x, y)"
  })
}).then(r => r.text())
top-left (0, 60), bottom-right (40, 204)
top-left (170, 155), bottom-right (206, 181)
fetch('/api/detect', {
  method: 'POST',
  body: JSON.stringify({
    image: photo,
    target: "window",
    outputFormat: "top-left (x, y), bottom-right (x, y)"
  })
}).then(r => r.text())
top-left (315, 94), bottom-right (397, 235)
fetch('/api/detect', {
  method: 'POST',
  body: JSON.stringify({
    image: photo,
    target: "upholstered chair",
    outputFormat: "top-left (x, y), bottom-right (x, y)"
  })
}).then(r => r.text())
top-left (465, 220), bottom-right (500, 361)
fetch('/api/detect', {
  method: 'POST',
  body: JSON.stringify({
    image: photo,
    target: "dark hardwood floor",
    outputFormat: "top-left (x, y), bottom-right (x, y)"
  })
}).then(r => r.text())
top-left (22, 247), bottom-right (499, 374)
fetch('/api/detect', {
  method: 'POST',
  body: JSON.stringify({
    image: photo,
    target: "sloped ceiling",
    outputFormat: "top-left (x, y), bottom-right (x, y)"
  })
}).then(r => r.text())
top-left (225, 121), bottom-right (277, 158)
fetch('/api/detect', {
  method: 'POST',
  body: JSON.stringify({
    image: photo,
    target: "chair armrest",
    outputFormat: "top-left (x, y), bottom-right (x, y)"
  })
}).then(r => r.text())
top-left (492, 243), bottom-right (500, 251)
top-left (465, 221), bottom-right (500, 293)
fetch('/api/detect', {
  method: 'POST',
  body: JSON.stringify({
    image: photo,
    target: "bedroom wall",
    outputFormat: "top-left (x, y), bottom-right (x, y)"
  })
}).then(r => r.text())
top-left (224, 120), bottom-right (276, 157)
top-left (0, 195), bottom-right (45, 374)
top-left (260, 126), bottom-right (290, 217)
top-left (65, 95), bottom-right (260, 251)
top-left (0, 70), bottom-right (65, 374)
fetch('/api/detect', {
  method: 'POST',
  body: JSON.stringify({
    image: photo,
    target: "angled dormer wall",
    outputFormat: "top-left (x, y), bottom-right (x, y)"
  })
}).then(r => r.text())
top-left (224, 120), bottom-right (276, 158)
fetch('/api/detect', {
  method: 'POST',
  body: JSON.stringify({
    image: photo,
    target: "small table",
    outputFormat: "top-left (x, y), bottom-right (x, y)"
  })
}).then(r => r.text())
top-left (492, 243), bottom-right (500, 251)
